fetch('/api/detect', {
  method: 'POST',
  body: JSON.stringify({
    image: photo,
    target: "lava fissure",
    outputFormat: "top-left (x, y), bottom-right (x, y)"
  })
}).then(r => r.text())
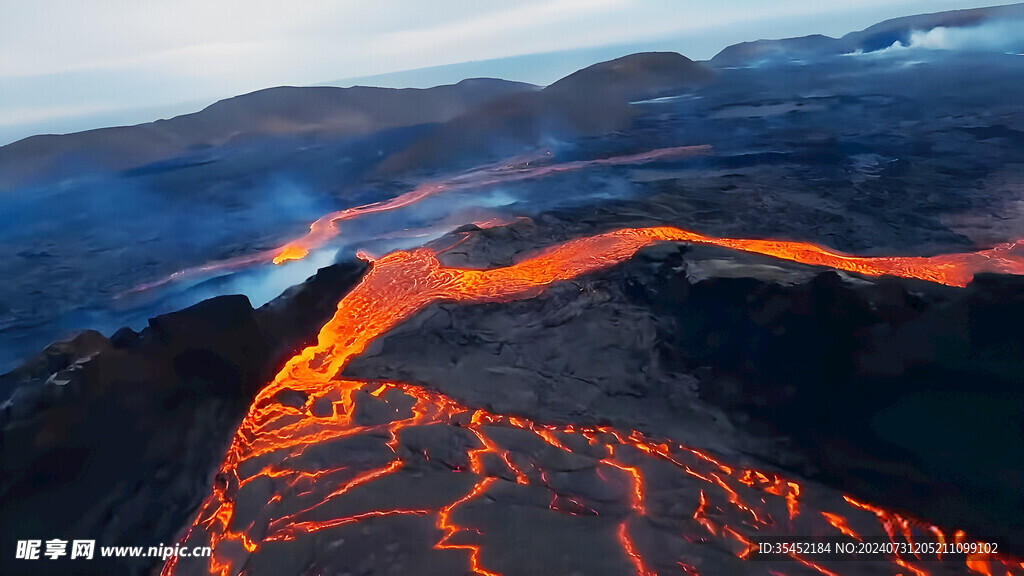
top-left (127, 146), bottom-right (712, 295)
top-left (163, 225), bottom-right (1024, 576)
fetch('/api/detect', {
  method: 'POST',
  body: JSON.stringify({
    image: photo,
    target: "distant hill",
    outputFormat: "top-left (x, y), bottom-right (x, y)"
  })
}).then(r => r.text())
top-left (710, 2), bottom-right (1024, 66)
top-left (378, 52), bottom-right (715, 174)
top-left (708, 34), bottom-right (843, 67)
top-left (0, 79), bottom-right (537, 191)
top-left (842, 2), bottom-right (1024, 52)
top-left (543, 51), bottom-right (714, 102)
top-left (6, 3), bottom-right (1023, 190)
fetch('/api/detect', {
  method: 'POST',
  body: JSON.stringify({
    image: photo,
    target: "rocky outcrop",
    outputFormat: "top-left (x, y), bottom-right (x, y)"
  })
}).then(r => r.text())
top-left (0, 259), bottom-right (367, 576)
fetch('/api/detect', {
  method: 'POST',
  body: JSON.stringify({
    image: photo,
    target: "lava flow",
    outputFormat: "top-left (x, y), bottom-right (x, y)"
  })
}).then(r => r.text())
top-left (164, 227), bottom-right (1024, 576)
top-left (125, 145), bottom-right (711, 295)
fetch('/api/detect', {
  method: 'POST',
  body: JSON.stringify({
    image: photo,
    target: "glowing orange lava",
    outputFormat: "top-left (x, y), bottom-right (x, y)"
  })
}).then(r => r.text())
top-left (271, 244), bottom-right (309, 265)
top-left (126, 146), bottom-right (711, 295)
top-left (163, 226), bottom-right (1024, 576)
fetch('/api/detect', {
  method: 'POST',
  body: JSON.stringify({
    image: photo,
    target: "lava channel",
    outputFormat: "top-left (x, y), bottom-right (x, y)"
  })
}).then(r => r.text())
top-left (125, 145), bottom-right (711, 295)
top-left (163, 226), bottom-right (1024, 576)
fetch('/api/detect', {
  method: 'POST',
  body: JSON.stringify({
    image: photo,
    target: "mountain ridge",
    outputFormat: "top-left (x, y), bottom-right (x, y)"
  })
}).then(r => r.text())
top-left (0, 78), bottom-right (537, 191)
top-left (710, 1), bottom-right (1024, 65)
top-left (4, 3), bottom-right (1024, 190)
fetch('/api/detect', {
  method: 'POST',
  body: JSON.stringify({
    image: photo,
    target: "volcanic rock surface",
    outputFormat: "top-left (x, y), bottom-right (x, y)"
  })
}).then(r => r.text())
top-left (2, 4), bottom-right (1024, 576)
top-left (349, 234), bottom-right (1024, 550)
top-left (161, 230), bottom-right (1024, 576)
top-left (0, 260), bottom-right (367, 576)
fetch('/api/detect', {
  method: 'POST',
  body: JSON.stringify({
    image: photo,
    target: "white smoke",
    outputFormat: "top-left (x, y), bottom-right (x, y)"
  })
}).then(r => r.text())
top-left (874, 20), bottom-right (1024, 54)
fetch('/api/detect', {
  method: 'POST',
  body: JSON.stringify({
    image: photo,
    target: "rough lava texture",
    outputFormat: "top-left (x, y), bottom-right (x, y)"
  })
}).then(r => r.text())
top-left (347, 235), bottom-right (1024, 555)
top-left (1, 6), bottom-right (1024, 575)
top-left (2, 226), bottom-right (1023, 575)
top-left (0, 260), bottom-right (367, 576)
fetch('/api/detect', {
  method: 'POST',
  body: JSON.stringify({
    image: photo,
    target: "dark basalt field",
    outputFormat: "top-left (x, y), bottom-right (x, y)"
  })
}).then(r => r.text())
top-left (2, 5), bottom-right (1023, 576)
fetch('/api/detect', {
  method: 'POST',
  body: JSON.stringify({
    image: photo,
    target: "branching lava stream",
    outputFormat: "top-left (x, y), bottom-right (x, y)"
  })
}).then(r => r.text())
top-left (164, 227), bottom-right (1024, 576)
top-left (125, 146), bottom-right (711, 295)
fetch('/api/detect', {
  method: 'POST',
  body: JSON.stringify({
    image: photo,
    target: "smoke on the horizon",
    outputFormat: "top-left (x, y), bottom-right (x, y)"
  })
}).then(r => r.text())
top-left (862, 19), bottom-right (1024, 55)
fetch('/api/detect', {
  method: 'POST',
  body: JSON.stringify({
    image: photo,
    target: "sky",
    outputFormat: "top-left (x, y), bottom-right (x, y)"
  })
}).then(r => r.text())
top-left (0, 1), bottom-right (1010, 145)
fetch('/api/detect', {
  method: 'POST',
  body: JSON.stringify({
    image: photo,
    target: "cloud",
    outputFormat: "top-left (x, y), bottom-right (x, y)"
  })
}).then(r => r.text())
top-left (0, 0), bottom-right (1012, 144)
top-left (0, 1), bottom-right (342, 77)
top-left (3, 0), bottom-right (977, 83)
top-left (0, 103), bottom-right (115, 128)
top-left (378, 0), bottom-right (629, 55)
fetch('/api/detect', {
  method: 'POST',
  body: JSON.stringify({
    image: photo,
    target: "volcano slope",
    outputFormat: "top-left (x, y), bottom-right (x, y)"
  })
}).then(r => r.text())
top-left (0, 261), bottom-right (369, 576)
top-left (1, 219), bottom-right (1022, 576)
top-left (3, 9), bottom-right (1024, 575)
top-left (150, 217), bottom-right (1024, 576)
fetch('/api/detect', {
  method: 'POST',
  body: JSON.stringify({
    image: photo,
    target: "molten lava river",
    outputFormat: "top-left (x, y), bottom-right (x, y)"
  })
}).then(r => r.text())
top-left (164, 227), bottom-right (1024, 576)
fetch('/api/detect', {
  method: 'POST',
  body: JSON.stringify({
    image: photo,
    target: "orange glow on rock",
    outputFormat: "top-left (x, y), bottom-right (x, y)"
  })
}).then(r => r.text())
top-left (162, 225), bottom-right (1024, 576)
top-left (822, 511), bottom-right (862, 541)
top-left (619, 520), bottom-right (655, 576)
top-left (435, 477), bottom-right (501, 576)
top-left (127, 146), bottom-right (711, 295)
